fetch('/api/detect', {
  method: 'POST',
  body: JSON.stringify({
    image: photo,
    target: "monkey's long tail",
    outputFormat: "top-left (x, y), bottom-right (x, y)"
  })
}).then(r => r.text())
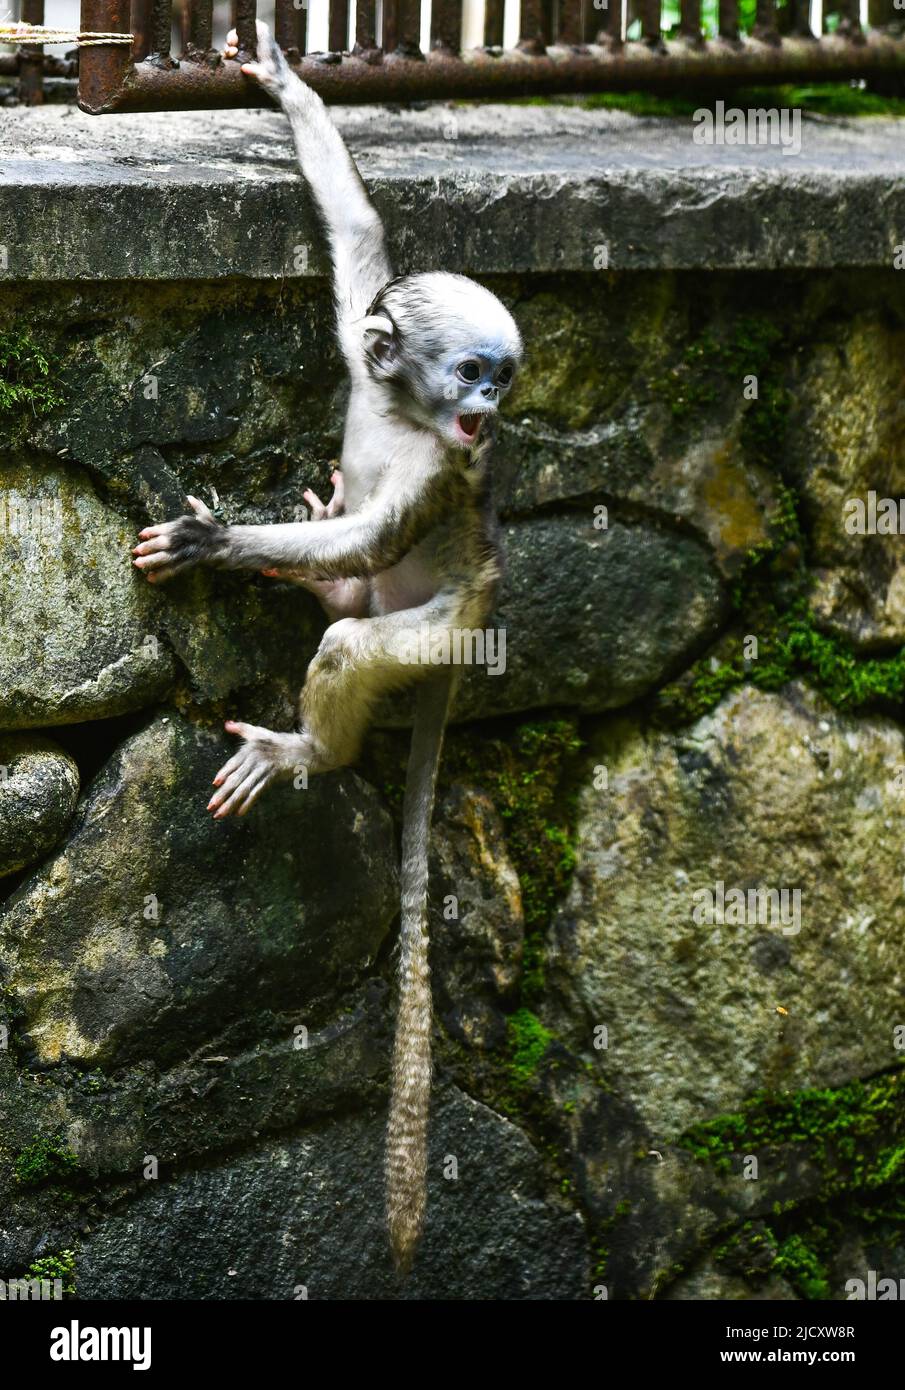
top-left (385, 670), bottom-right (454, 1276)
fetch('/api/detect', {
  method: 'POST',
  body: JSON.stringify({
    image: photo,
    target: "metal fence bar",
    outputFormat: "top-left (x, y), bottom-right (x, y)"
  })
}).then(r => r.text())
top-left (274, 0), bottom-right (302, 58)
top-left (232, 0), bottom-right (258, 57)
top-left (19, 0), bottom-right (45, 104)
top-left (181, 0), bottom-right (214, 57)
top-left (838, 0), bottom-right (865, 40)
top-left (593, 0), bottom-right (623, 47)
top-left (148, 0), bottom-right (173, 60)
top-left (518, 0), bottom-right (553, 54)
top-left (383, 0), bottom-right (422, 56)
top-left (72, 0), bottom-right (905, 114)
top-left (753, 0), bottom-right (779, 44)
top-left (483, 0), bottom-right (505, 46)
top-left (558, 0), bottom-right (585, 44)
top-left (719, 0), bottom-right (740, 42)
top-left (431, 0), bottom-right (462, 53)
top-left (79, 0), bottom-right (133, 106)
top-left (679, 0), bottom-right (703, 44)
top-left (353, 0), bottom-right (379, 57)
top-left (132, 0), bottom-right (153, 59)
top-left (329, 0), bottom-right (350, 52)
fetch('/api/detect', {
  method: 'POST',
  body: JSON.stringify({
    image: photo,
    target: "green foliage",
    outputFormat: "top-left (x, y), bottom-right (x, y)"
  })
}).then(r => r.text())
top-left (13, 1134), bottom-right (80, 1188)
top-left (0, 330), bottom-right (61, 417)
top-left (25, 1249), bottom-right (77, 1297)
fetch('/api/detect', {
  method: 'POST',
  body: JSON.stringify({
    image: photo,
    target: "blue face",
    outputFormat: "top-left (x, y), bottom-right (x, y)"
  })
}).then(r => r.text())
top-left (438, 347), bottom-right (517, 447)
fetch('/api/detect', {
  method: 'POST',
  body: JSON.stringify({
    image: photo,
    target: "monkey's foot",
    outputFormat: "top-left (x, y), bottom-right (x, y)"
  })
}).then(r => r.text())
top-left (207, 720), bottom-right (317, 819)
top-left (303, 469), bottom-right (344, 522)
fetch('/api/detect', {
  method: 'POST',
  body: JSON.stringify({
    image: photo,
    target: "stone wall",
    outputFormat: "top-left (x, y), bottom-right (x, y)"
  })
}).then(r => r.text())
top-left (1, 107), bottom-right (904, 1300)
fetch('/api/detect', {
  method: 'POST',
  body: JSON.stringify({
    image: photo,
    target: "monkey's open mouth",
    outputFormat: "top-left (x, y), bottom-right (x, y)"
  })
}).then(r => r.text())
top-left (455, 413), bottom-right (483, 444)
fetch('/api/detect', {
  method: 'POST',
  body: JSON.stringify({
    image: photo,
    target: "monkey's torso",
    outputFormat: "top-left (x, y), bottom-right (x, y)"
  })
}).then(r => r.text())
top-left (340, 389), bottom-right (502, 624)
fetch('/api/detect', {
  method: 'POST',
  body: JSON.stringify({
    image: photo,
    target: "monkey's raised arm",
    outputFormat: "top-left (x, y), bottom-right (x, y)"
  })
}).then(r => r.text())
top-left (133, 459), bottom-right (451, 584)
top-left (232, 22), bottom-right (393, 368)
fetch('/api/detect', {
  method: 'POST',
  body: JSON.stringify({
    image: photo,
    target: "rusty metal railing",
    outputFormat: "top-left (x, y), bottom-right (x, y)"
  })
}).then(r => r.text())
top-left (2, 0), bottom-right (904, 110)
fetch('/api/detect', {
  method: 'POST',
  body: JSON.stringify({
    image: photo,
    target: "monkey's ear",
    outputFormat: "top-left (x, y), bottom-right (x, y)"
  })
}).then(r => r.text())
top-left (360, 314), bottom-right (398, 369)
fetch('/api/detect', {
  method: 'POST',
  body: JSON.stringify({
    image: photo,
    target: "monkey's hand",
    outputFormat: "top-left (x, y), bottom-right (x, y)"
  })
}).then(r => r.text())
top-left (225, 21), bottom-right (291, 100)
top-left (207, 719), bottom-right (311, 819)
top-left (261, 470), bottom-right (344, 583)
top-left (133, 496), bottom-right (227, 584)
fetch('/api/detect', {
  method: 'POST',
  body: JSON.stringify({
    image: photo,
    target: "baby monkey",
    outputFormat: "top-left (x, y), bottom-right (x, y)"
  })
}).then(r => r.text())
top-left (133, 21), bottom-right (522, 1275)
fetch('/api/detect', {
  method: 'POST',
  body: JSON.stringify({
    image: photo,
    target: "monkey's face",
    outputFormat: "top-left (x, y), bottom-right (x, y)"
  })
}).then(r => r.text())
top-left (363, 272), bottom-right (522, 452)
top-left (417, 346), bottom-right (517, 450)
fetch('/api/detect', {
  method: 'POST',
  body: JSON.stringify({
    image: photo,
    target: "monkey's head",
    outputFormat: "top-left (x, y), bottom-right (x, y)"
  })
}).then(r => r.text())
top-left (360, 272), bottom-right (523, 450)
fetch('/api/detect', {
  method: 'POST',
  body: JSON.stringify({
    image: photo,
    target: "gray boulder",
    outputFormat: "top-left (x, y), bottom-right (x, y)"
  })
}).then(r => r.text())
top-left (0, 712), bottom-right (398, 1068)
top-left (0, 461), bottom-right (175, 729)
top-left (0, 733), bottom-right (79, 877)
top-left (546, 683), bottom-right (905, 1137)
top-left (77, 1088), bottom-right (588, 1300)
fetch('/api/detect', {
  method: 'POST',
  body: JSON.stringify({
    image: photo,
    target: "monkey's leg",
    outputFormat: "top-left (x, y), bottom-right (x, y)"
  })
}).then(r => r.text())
top-left (208, 598), bottom-right (460, 818)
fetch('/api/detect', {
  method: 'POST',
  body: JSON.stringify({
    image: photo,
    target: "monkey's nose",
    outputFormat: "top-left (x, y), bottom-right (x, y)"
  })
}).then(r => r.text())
top-left (481, 385), bottom-right (498, 400)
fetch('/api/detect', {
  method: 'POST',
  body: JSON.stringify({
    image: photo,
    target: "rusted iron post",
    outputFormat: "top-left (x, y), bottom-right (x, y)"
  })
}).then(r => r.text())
top-left (329, 0), bottom-right (351, 53)
top-left (19, 0), bottom-right (45, 105)
top-left (431, 0), bottom-right (462, 54)
top-left (79, 0), bottom-right (133, 111)
top-left (518, 0), bottom-right (552, 55)
top-left (353, 0), bottom-right (380, 60)
top-left (133, 0), bottom-right (153, 60)
top-left (558, 0), bottom-right (585, 46)
top-left (483, 0), bottom-right (505, 48)
top-left (753, 0), bottom-right (779, 45)
top-left (718, 0), bottom-right (740, 43)
top-left (275, 0), bottom-right (303, 61)
top-left (679, 0), bottom-right (703, 46)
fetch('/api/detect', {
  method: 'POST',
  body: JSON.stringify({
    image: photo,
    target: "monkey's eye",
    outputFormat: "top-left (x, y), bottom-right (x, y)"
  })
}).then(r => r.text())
top-left (457, 361), bottom-right (481, 383)
top-left (496, 364), bottom-right (514, 387)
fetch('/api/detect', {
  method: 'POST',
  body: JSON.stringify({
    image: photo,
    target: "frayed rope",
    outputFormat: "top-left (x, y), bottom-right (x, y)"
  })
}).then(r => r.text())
top-left (0, 22), bottom-right (133, 46)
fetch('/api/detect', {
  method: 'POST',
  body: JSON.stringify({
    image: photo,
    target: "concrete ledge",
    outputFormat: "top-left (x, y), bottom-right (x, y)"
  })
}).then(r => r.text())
top-left (0, 104), bottom-right (904, 280)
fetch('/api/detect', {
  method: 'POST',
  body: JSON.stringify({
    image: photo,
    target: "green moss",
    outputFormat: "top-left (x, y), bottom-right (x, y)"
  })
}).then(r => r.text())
top-left (506, 1007), bottom-right (554, 1089)
top-left (649, 313), bottom-right (785, 424)
top-left (571, 84), bottom-right (905, 120)
top-left (0, 330), bottom-right (61, 417)
top-left (13, 1134), bottom-right (81, 1188)
top-left (25, 1249), bottom-right (77, 1297)
top-left (659, 467), bottom-right (905, 723)
top-left (678, 1070), bottom-right (905, 1196)
top-left (714, 1220), bottom-right (832, 1298)
top-left (773, 1232), bottom-right (831, 1300)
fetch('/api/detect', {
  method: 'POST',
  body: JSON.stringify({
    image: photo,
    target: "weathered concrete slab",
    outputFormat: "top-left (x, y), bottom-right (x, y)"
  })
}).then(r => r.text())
top-left (0, 104), bottom-right (903, 279)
